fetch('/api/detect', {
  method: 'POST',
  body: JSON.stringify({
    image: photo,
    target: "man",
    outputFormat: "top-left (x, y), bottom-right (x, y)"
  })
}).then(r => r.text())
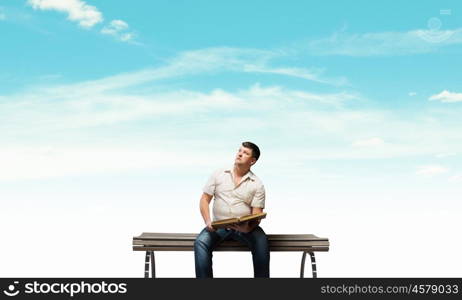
top-left (194, 141), bottom-right (270, 278)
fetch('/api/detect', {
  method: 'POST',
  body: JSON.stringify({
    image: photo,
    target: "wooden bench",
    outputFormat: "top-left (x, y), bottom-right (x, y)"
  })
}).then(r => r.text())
top-left (132, 232), bottom-right (330, 278)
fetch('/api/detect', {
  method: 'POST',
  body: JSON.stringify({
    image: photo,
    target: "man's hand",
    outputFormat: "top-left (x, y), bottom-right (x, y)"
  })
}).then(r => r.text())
top-left (228, 221), bottom-right (255, 233)
top-left (205, 220), bottom-right (216, 232)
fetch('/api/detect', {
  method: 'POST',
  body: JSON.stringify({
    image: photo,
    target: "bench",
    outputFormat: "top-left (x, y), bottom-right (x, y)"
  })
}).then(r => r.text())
top-left (132, 232), bottom-right (330, 278)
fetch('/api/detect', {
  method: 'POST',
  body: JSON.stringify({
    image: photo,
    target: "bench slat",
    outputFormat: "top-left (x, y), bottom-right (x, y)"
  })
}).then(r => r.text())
top-left (132, 232), bottom-right (330, 254)
top-left (136, 232), bottom-right (323, 237)
top-left (136, 233), bottom-right (198, 238)
top-left (133, 246), bottom-right (329, 252)
top-left (134, 233), bottom-right (327, 241)
top-left (133, 240), bottom-right (329, 247)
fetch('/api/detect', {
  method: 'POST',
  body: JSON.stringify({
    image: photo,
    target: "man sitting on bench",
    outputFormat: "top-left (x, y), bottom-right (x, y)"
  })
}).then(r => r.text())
top-left (194, 141), bottom-right (270, 278)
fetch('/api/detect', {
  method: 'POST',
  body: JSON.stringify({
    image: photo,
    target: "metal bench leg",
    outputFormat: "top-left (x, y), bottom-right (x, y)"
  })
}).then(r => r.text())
top-left (300, 251), bottom-right (317, 278)
top-left (144, 251), bottom-right (156, 278)
top-left (150, 251), bottom-right (156, 278)
top-left (144, 251), bottom-right (150, 278)
top-left (309, 252), bottom-right (317, 278)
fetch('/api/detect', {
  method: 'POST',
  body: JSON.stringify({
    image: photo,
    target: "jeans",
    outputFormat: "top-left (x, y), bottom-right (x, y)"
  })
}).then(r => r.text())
top-left (194, 226), bottom-right (270, 278)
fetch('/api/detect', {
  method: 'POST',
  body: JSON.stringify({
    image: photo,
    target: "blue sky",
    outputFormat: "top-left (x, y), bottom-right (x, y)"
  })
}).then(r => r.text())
top-left (0, 0), bottom-right (461, 277)
top-left (1, 0), bottom-right (461, 183)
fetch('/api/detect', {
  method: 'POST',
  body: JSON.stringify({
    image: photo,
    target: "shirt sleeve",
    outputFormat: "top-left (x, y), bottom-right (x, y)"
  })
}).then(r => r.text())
top-left (202, 169), bottom-right (219, 196)
top-left (250, 184), bottom-right (265, 208)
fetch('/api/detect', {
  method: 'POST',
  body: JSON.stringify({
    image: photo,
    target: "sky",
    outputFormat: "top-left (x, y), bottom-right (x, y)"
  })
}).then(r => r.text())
top-left (0, 0), bottom-right (461, 277)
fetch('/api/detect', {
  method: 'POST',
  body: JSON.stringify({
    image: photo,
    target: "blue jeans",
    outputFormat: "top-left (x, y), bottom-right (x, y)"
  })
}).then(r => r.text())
top-left (194, 226), bottom-right (270, 278)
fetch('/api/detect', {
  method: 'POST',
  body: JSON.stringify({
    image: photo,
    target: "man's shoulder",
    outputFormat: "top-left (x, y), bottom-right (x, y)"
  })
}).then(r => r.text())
top-left (249, 170), bottom-right (264, 186)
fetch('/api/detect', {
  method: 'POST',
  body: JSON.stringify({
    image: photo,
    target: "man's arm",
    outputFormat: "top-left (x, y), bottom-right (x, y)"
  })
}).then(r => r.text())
top-left (247, 207), bottom-right (264, 230)
top-left (229, 207), bottom-right (263, 233)
top-left (199, 192), bottom-right (215, 231)
top-left (250, 207), bottom-right (263, 227)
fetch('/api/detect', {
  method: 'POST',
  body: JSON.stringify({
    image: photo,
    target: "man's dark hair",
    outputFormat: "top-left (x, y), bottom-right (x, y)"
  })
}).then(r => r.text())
top-left (242, 141), bottom-right (260, 161)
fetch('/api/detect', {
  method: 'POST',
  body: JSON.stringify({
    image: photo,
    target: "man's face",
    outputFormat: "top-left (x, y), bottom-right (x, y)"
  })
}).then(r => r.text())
top-left (235, 146), bottom-right (256, 167)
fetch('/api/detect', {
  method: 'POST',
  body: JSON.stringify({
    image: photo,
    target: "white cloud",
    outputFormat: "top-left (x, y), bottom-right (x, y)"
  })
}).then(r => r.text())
top-left (243, 65), bottom-right (348, 86)
top-left (107, 19), bottom-right (128, 31)
top-left (0, 6), bottom-right (7, 20)
top-left (308, 28), bottom-right (462, 56)
top-left (0, 84), bottom-right (355, 133)
top-left (352, 137), bottom-right (385, 147)
top-left (416, 165), bottom-right (449, 176)
top-left (18, 47), bottom-right (342, 99)
top-left (0, 146), bottom-right (227, 181)
top-left (1, 78), bottom-right (461, 180)
top-left (449, 175), bottom-right (462, 182)
top-left (101, 19), bottom-right (135, 42)
top-left (435, 152), bottom-right (456, 158)
top-left (119, 33), bottom-right (133, 42)
top-left (28, 0), bottom-right (103, 28)
top-left (0, 81), bottom-right (359, 181)
top-left (247, 83), bottom-right (356, 107)
top-left (408, 92), bottom-right (417, 96)
top-left (429, 90), bottom-right (462, 103)
top-left (2, 47), bottom-right (462, 180)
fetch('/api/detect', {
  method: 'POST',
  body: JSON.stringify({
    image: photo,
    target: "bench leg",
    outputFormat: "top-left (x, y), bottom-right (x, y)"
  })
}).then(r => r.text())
top-left (144, 251), bottom-right (156, 278)
top-left (300, 251), bottom-right (317, 278)
top-left (144, 251), bottom-right (150, 278)
top-left (150, 251), bottom-right (156, 278)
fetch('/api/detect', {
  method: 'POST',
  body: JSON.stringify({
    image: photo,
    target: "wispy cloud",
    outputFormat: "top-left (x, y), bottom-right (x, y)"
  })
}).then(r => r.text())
top-left (0, 7), bottom-right (6, 20)
top-left (35, 48), bottom-right (275, 96)
top-left (416, 165), bottom-right (449, 176)
top-left (0, 145), bottom-right (228, 181)
top-left (243, 65), bottom-right (348, 86)
top-left (435, 152), bottom-right (456, 158)
top-left (27, 0), bottom-right (103, 28)
top-left (0, 81), bottom-right (360, 180)
top-left (101, 19), bottom-right (135, 43)
top-left (1, 84), bottom-right (355, 133)
top-left (429, 90), bottom-right (462, 103)
top-left (2, 47), bottom-right (462, 180)
top-left (0, 43), bottom-right (361, 181)
top-left (352, 137), bottom-right (385, 147)
top-left (2, 75), bottom-right (461, 181)
top-left (449, 175), bottom-right (462, 182)
top-left (26, 0), bottom-right (139, 43)
top-left (32, 47), bottom-right (345, 98)
top-left (307, 28), bottom-right (462, 56)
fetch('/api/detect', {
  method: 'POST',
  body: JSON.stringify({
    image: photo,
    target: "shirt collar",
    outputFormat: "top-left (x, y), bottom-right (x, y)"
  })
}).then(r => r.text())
top-left (225, 167), bottom-right (255, 181)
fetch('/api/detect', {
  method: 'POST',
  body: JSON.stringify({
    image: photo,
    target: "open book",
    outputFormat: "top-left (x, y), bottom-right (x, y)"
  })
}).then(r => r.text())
top-left (211, 212), bottom-right (267, 229)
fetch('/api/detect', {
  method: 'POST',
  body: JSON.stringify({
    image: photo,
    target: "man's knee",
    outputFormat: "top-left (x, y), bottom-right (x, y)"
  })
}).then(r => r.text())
top-left (194, 229), bottom-right (214, 252)
top-left (253, 227), bottom-right (268, 243)
top-left (248, 227), bottom-right (269, 253)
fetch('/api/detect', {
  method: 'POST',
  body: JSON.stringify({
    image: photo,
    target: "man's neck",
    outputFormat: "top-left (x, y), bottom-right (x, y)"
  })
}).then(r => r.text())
top-left (233, 164), bottom-right (250, 177)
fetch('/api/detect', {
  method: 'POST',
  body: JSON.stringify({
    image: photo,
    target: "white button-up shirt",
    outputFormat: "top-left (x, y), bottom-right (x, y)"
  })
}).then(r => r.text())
top-left (203, 167), bottom-right (265, 221)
